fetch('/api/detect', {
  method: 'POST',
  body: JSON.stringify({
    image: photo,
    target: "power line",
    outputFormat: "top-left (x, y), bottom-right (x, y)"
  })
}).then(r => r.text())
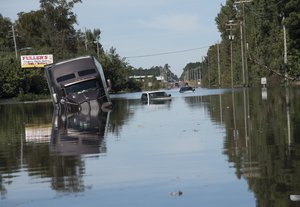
top-left (124, 46), bottom-right (210, 59)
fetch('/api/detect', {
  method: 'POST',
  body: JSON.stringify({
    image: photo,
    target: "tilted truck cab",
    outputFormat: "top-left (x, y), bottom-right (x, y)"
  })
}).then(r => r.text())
top-left (45, 56), bottom-right (112, 113)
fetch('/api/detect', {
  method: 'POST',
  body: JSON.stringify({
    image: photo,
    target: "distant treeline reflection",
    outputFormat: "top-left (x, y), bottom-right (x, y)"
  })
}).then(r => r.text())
top-left (185, 88), bottom-right (300, 207)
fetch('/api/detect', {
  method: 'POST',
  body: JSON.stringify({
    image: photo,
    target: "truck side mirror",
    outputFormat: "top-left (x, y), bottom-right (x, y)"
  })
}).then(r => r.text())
top-left (53, 93), bottom-right (58, 104)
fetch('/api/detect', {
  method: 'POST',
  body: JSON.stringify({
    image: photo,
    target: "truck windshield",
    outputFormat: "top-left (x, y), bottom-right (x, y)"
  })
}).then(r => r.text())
top-left (65, 79), bottom-right (98, 95)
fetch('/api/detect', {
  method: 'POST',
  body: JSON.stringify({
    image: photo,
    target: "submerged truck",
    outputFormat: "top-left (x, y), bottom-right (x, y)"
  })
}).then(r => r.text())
top-left (45, 56), bottom-right (112, 113)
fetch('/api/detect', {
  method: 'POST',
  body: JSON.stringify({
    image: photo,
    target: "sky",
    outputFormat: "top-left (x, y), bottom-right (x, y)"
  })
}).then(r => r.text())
top-left (1, 0), bottom-right (226, 76)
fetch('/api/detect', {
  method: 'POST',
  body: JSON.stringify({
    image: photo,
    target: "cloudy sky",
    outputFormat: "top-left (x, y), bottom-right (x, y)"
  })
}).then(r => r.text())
top-left (1, 0), bottom-right (226, 76)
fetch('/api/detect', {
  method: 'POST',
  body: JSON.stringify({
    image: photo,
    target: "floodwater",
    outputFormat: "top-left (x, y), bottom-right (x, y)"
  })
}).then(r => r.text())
top-left (1, 87), bottom-right (300, 207)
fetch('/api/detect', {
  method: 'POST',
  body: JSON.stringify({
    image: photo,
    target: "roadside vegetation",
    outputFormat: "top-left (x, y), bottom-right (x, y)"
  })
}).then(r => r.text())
top-left (197, 0), bottom-right (300, 88)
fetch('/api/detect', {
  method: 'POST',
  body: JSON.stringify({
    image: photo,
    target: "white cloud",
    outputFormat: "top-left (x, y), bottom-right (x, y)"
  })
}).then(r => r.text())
top-left (139, 14), bottom-right (201, 33)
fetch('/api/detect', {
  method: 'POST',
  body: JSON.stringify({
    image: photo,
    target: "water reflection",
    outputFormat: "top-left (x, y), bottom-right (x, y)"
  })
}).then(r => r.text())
top-left (50, 109), bottom-right (109, 155)
top-left (24, 106), bottom-right (110, 156)
top-left (2, 88), bottom-right (300, 206)
top-left (217, 88), bottom-right (300, 206)
top-left (180, 88), bottom-right (300, 206)
top-left (0, 102), bottom-right (111, 199)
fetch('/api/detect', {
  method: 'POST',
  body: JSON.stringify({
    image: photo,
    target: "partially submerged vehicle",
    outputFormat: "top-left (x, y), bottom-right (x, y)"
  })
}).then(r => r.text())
top-left (45, 56), bottom-right (112, 113)
top-left (141, 91), bottom-right (171, 104)
top-left (179, 86), bottom-right (195, 93)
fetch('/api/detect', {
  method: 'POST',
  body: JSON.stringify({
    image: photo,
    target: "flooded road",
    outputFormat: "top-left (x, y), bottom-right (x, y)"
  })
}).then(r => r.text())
top-left (1, 87), bottom-right (300, 207)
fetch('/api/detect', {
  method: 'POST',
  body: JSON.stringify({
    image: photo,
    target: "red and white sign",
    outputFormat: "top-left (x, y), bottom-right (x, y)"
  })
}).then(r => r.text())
top-left (21, 54), bottom-right (53, 68)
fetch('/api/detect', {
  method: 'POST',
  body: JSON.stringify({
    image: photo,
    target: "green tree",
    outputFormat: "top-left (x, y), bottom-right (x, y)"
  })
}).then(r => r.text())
top-left (37, 0), bottom-right (81, 58)
top-left (0, 56), bottom-right (24, 98)
top-left (198, 0), bottom-right (300, 87)
top-left (100, 47), bottom-right (129, 92)
top-left (0, 15), bottom-right (14, 52)
top-left (280, 0), bottom-right (300, 78)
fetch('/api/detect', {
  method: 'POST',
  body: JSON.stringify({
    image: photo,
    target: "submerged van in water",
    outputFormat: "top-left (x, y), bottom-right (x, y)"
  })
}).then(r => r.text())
top-left (45, 56), bottom-right (112, 113)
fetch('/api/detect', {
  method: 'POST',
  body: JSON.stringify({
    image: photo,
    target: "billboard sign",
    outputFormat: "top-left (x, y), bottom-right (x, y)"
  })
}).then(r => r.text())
top-left (21, 54), bottom-right (53, 68)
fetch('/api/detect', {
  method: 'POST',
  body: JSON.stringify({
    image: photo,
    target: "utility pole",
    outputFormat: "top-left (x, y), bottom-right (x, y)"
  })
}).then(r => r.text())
top-left (84, 28), bottom-right (88, 51)
top-left (96, 41), bottom-right (99, 59)
top-left (226, 20), bottom-right (238, 88)
top-left (240, 21), bottom-right (245, 86)
top-left (217, 42), bottom-right (221, 88)
top-left (235, 0), bottom-right (253, 87)
top-left (201, 56), bottom-right (205, 86)
top-left (12, 25), bottom-right (18, 59)
top-left (229, 22), bottom-right (234, 88)
top-left (199, 65), bottom-right (202, 86)
top-left (283, 15), bottom-right (288, 82)
top-left (207, 49), bottom-right (211, 88)
top-left (94, 40), bottom-right (100, 59)
top-left (196, 67), bottom-right (199, 86)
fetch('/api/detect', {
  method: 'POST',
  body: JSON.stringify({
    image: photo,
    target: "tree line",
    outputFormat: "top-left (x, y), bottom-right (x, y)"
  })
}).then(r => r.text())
top-left (0, 0), bottom-right (179, 99)
top-left (185, 0), bottom-right (300, 88)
